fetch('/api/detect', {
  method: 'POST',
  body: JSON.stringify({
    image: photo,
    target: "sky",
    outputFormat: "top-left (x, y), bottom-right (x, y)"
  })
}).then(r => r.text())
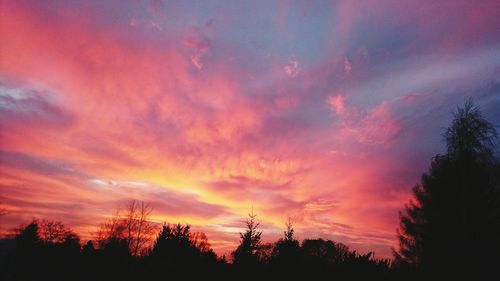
top-left (0, 0), bottom-right (499, 259)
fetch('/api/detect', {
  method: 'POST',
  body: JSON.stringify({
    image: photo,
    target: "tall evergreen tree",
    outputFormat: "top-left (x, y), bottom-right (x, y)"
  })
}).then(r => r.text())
top-left (272, 218), bottom-right (300, 261)
top-left (395, 99), bottom-right (500, 279)
top-left (232, 209), bottom-right (262, 273)
top-left (270, 218), bottom-right (301, 278)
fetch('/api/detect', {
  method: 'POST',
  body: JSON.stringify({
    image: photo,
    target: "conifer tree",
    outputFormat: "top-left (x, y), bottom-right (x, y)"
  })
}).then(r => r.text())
top-left (395, 99), bottom-right (500, 279)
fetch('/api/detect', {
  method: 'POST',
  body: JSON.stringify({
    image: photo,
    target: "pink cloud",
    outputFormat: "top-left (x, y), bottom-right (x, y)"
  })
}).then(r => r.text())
top-left (344, 57), bottom-right (352, 75)
top-left (327, 96), bottom-right (401, 146)
top-left (357, 102), bottom-right (401, 145)
top-left (184, 29), bottom-right (211, 70)
top-left (284, 57), bottom-right (301, 77)
top-left (327, 94), bottom-right (346, 115)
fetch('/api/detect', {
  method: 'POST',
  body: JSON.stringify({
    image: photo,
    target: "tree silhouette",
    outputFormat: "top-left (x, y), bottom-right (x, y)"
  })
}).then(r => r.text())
top-left (301, 239), bottom-right (348, 272)
top-left (445, 99), bottom-right (497, 157)
top-left (39, 220), bottom-right (77, 243)
top-left (284, 217), bottom-right (294, 241)
top-left (148, 223), bottom-right (218, 278)
top-left (395, 99), bottom-right (500, 279)
top-left (93, 201), bottom-right (156, 280)
top-left (125, 200), bottom-right (155, 256)
top-left (270, 218), bottom-right (301, 276)
top-left (11, 220), bottom-right (82, 281)
top-left (150, 223), bottom-right (192, 260)
top-left (96, 200), bottom-right (156, 256)
top-left (232, 209), bottom-right (262, 276)
top-left (2, 207), bottom-right (393, 280)
top-left (14, 221), bottom-right (41, 280)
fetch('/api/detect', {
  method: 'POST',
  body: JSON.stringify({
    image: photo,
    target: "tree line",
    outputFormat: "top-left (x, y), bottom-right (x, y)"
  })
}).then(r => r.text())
top-left (0, 99), bottom-right (499, 280)
top-left (0, 203), bottom-right (391, 280)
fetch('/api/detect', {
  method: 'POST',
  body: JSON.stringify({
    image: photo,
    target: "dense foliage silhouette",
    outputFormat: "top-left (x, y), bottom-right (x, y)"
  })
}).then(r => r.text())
top-left (232, 209), bottom-right (263, 277)
top-left (0, 211), bottom-right (390, 280)
top-left (395, 100), bottom-right (500, 280)
top-left (1, 100), bottom-right (498, 281)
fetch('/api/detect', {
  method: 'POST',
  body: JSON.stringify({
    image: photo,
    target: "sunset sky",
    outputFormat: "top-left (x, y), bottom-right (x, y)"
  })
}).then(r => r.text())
top-left (1, 0), bottom-right (499, 258)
